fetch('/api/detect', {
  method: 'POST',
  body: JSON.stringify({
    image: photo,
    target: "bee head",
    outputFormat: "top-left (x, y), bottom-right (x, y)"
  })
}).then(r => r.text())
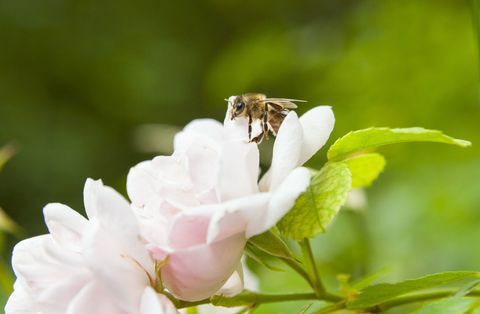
top-left (226, 95), bottom-right (246, 120)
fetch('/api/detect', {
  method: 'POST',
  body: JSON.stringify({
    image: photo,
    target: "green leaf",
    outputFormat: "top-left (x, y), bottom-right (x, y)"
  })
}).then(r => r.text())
top-left (348, 271), bottom-right (480, 309)
top-left (328, 127), bottom-right (471, 161)
top-left (352, 267), bottom-right (392, 290)
top-left (343, 153), bottom-right (386, 188)
top-left (245, 244), bottom-right (284, 272)
top-left (277, 162), bottom-right (352, 240)
top-left (248, 230), bottom-right (296, 261)
top-left (414, 297), bottom-right (474, 314)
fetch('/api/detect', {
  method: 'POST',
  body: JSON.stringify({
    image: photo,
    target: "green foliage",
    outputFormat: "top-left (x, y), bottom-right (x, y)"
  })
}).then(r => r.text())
top-left (248, 230), bottom-right (296, 261)
top-left (245, 244), bottom-right (284, 272)
top-left (327, 127), bottom-right (471, 161)
top-left (343, 153), bottom-right (386, 188)
top-left (277, 163), bottom-right (352, 240)
top-left (347, 271), bottom-right (480, 309)
top-left (414, 297), bottom-right (474, 314)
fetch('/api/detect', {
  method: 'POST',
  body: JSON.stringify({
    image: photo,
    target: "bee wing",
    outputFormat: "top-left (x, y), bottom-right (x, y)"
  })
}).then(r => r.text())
top-left (256, 98), bottom-right (306, 109)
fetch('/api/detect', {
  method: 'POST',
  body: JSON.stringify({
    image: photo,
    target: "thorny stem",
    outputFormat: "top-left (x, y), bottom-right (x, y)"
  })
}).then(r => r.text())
top-left (299, 238), bottom-right (326, 297)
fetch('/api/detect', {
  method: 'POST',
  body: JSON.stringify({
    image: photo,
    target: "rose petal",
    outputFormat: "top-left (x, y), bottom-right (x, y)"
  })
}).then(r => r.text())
top-left (247, 167), bottom-right (310, 238)
top-left (261, 112), bottom-right (303, 192)
top-left (66, 282), bottom-right (125, 314)
top-left (217, 141), bottom-right (260, 201)
top-left (215, 263), bottom-right (244, 298)
top-left (161, 234), bottom-right (246, 302)
top-left (43, 203), bottom-right (87, 252)
top-left (140, 287), bottom-right (179, 314)
top-left (207, 194), bottom-right (270, 243)
top-left (83, 179), bottom-right (153, 280)
top-left (175, 119), bottom-right (225, 149)
top-left (298, 106), bottom-right (335, 165)
top-left (127, 160), bottom-right (159, 206)
top-left (83, 220), bottom-right (151, 313)
top-left (167, 205), bottom-right (219, 249)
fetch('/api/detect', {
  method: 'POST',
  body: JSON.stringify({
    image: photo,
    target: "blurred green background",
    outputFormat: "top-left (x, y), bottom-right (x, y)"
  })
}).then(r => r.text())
top-left (0, 0), bottom-right (479, 312)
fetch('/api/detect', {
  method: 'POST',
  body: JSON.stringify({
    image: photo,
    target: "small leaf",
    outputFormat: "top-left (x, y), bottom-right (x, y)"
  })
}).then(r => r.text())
top-left (245, 245), bottom-right (284, 272)
top-left (348, 271), bottom-right (480, 309)
top-left (414, 297), bottom-right (474, 314)
top-left (277, 162), bottom-right (352, 240)
top-left (352, 267), bottom-right (392, 290)
top-left (248, 230), bottom-right (296, 261)
top-left (328, 127), bottom-right (471, 161)
top-left (343, 153), bottom-right (386, 188)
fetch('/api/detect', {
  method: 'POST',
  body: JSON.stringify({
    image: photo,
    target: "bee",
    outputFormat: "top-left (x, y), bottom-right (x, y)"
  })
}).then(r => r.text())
top-left (226, 93), bottom-right (306, 143)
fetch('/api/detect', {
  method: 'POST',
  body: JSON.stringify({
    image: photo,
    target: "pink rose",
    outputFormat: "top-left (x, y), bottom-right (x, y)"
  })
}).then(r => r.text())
top-left (6, 179), bottom-right (178, 314)
top-left (127, 106), bottom-right (334, 302)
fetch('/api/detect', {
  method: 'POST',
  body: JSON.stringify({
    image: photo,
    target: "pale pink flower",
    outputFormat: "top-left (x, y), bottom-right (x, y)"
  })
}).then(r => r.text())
top-left (5, 179), bottom-right (178, 314)
top-left (127, 106), bottom-right (335, 302)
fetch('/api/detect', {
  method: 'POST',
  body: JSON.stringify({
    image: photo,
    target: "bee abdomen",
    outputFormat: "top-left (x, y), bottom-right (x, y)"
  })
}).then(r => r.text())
top-left (268, 109), bottom-right (288, 134)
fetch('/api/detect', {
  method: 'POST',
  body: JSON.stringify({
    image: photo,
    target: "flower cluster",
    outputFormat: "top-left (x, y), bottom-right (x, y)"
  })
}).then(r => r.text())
top-left (6, 106), bottom-right (334, 313)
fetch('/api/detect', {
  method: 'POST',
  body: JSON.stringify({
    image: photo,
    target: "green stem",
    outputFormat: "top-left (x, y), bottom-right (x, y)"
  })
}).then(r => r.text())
top-left (175, 291), bottom-right (319, 309)
top-left (316, 301), bottom-right (346, 314)
top-left (279, 256), bottom-right (314, 287)
top-left (299, 238), bottom-right (326, 296)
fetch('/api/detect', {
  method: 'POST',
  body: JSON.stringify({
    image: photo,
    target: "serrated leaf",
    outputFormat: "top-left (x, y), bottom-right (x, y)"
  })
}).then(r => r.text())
top-left (343, 153), bottom-right (386, 188)
top-left (414, 297), bottom-right (474, 314)
top-left (277, 162), bottom-right (352, 240)
top-left (348, 271), bottom-right (480, 309)
top-left (248, 230), bottom-right (296, 261)
top-left (328, 127), bottom-right (471, 161)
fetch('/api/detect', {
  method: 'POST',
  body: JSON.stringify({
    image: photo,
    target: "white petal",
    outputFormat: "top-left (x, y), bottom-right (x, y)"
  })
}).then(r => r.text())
top-left (215, 263), bottom-right (244, 298)
top-left (264, 112), bottom-right (303, 191)
top-left (175, 119), bottom-right (224, 149)
top-left (248, 167), bottom-right (311, 238)
top-left (83, 220), bottom-right (151, 313)
top-left (43, 203), bottom-right (87, 252)
top-left (5, 281), bottom-right (41, 314)
top-left (298, 106), bottom-right (335, 165)
top-left (217, 141), bottom-right (260, 202)
top-left (140, 288), bottom-right (179, 314)
top-left (167, 206), bottom-right (217, 249)
top-left (127, 160), bottom-right (159, 206)
top-left (66, 282), bottom-right (125, 314)
top-left (207, 193), bottom-right (270, 243)
top-left (161, 234), bottom-right (246, 302)
top-left (83, 179), bottom-right (153, 280)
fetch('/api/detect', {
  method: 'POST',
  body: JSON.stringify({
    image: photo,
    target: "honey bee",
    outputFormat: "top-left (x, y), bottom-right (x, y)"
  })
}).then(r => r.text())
top-left (226, 93), bottom-right (306, 143)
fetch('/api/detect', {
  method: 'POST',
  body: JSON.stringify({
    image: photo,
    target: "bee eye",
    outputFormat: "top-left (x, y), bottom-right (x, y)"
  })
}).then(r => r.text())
top-left (236, 102), bottom-right (245, 111)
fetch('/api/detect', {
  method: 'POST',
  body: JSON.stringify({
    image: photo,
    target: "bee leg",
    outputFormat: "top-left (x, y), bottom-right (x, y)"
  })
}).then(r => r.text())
top-left (248, 113), bottom-right (252, 141)
top-left (252, 131), bottom-right (264, 144)
top-left (263, 103), bottom-right (269, 140)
